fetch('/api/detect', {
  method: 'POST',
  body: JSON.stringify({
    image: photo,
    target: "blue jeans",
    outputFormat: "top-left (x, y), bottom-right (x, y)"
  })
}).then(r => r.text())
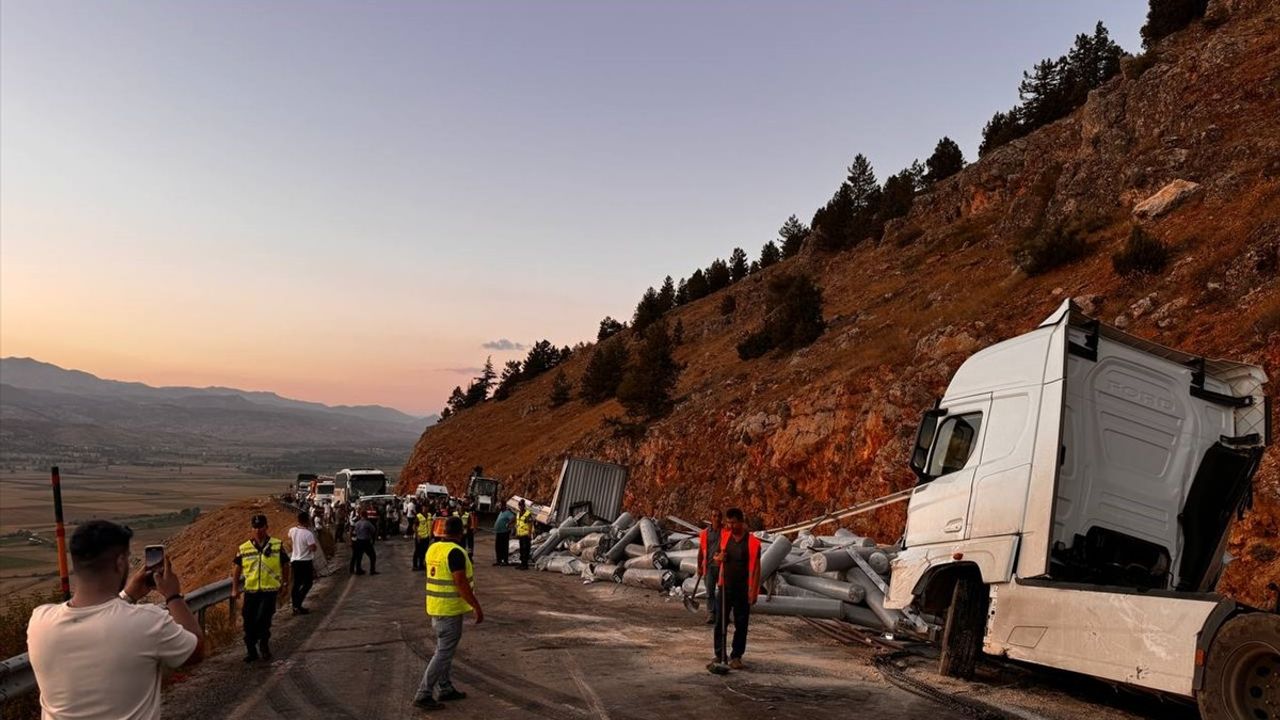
top-left (417, 614), bottom-right (464, 700)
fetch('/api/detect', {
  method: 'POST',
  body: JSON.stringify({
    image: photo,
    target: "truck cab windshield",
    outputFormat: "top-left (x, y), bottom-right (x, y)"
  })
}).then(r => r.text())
top-left (927, 413), bottom-right (982, 476)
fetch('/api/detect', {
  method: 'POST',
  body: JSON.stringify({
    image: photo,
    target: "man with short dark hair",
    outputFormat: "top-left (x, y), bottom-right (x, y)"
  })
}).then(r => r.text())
top-left (492, 501), bottom-right (514, 567)
top-left (231, 514), bottom-right (290, 662)
top-left (710, 507), bottom-right (761, 672)
top-left (288, 511), bottom-right (319, 615)
top-left (697, 509), bottom-right (724, 625)
top-left (351, 507), bottom-right (378, 575)
top-left (413, 516), bottom-right (483, 711)
top-left (28, 520), bottom-right (204, 719)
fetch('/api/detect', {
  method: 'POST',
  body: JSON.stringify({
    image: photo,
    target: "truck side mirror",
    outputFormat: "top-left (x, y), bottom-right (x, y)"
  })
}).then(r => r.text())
top-left (910, 409), bottom-right (946, 482)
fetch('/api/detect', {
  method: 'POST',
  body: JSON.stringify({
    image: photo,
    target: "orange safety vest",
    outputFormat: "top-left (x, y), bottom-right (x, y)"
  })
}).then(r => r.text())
top-left (431, 514), bottom-right (449, 538)
top-left (717, 531), bottom-right (763, 604)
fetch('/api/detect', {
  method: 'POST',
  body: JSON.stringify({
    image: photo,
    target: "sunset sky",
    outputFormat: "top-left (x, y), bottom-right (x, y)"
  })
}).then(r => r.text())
top-left (0, 1), bottom-right (1146, 416)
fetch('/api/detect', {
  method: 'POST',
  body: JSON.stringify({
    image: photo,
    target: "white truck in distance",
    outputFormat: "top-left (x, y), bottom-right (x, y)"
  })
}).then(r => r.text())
top-left (886, 300), bottom-right (1274, 719)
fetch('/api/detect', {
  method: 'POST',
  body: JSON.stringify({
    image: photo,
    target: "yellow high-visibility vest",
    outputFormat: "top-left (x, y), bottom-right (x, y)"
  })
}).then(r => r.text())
top-left (425, 541), bottom-right (474, 617)
top-left (238, 538), bottom-right (284, 592)
top-left (415, 513), bottom-right (431, 539)
top-left (514, 510), bottom-right (534, 537)
top-left (460, 511), bottom-right (472, 532)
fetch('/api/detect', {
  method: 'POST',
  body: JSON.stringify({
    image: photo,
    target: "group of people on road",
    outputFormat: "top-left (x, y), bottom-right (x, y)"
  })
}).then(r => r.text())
top-left (24, 495), bottom-right (761, 718)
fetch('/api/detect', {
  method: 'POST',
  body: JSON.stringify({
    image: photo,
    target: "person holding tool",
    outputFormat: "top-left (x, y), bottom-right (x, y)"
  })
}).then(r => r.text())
top-left (708, 507), bottom-right (760, 674)
top-left (697, 508), bottom-right (724, 626)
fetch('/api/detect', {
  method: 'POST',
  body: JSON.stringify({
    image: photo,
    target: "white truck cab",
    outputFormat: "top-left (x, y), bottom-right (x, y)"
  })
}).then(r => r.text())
top-left (887, 300), bottom-right (1274, 718)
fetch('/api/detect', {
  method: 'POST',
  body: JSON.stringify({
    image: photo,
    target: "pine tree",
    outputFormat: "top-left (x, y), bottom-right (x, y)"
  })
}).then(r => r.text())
top-left (736, 273), bottom-right (826, 360)
top-left (462, 358), bottom-right (496, 406)
top-left (706, 259), bottom-right (731, 292)
top-left (749, 259), bottom-right (760, 274)
top-left (686, 269), bottom-right (710, 300)
top-left (671, 318), bottom-right (685, 345)
top-left (779, 215), bottom-right (809, 258)
top-left (549, 370), bottom-right (572, 407)
top-left (812, 183), bottom-right (856, 251)
top-left (728, 248), bottom-right (749, 282)
top-left (674, 278), bottom-right (690, 305)
top-left (492, 360), bottom-right (523, 400)
top-left (924, 137), bottom-right (964, 185)
top-left (521, 340), bottom-right (560, 378)
top-left (445, 385), bottom-right (467, 414)
top-left (759, 241), bottom-right (782, 269)
top-left (1141, 0), bottom-right (1208, 49)
top-left (845, 154), bottom-right (883, 243)
top-left (980, 108), bottom-right (1026, 156)
top-left (616, 321), bottom-right (683, 420)
top-left (597, 316), bottom-right (624, 341)
top-left (657, 276), bottom-right (676, 313)
top-left (879, 169), bottom-right (917, 224)
top-left (580, 338), bottom-right (630, 403)
top-left (633, 286), bottom-right (665, 333)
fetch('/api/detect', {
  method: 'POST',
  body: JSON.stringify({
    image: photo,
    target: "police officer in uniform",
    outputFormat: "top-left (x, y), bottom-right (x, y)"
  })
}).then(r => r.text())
top-left (413, 516), bottom-right (482, 711)
top-left (231, 514), bottom-right (290, 662)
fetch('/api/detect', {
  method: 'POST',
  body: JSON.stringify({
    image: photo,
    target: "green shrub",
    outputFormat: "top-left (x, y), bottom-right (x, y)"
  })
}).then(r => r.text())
top-left (736, 272), bottom-right (826, 360)
top-left (1112, 225), bottom-right (1169, 276)
top-left (1016, 223), bottom-right (1090, 275)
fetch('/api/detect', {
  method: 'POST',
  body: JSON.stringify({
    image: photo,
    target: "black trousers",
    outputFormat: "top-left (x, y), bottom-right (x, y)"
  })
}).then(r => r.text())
top-left (290, 560), bottom-right (314, 610)
top-left (495, 531), bottom-right (510, 565)
top-left (462, 531), bottom-right (475, 555)
top-left (242, 591), bottom-right (277, 650)
top-left (413, 537), bottom-right (428, 570)
top-left (713, 584), bottom-right (750, 662)
top-left (518, 535), bottom-right (531, 568)
top-left (350, 539), bottom-right (376, 573)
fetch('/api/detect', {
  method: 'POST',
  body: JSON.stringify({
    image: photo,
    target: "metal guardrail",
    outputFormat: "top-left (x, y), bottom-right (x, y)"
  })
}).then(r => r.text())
top-left (0, 577), bottom-right (238, 704)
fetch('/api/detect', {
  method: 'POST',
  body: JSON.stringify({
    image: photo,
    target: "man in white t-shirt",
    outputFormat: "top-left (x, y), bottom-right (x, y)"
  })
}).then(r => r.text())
top-left (27, 520), bottom-right (204, 720)
top-left (288, 511), bottom-right (319, 615)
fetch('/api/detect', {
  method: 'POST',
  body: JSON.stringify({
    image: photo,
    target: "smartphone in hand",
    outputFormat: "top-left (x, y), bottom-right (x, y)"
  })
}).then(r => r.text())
top-left (144, 545), bottom-right (165, 570)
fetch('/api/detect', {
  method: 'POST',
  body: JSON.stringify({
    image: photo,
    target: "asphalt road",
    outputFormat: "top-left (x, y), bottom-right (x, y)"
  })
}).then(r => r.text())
top-left (162, 533), bottom-right (1188, 720)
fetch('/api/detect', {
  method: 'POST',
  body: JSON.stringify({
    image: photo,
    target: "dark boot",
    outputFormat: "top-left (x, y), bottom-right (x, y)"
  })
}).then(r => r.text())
top-left (259, 639), bottom-right (273, 661)
top-left (243, 641), bottom-right (259, 662)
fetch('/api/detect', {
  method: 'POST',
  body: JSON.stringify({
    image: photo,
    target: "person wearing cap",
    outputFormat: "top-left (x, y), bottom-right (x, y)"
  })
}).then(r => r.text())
top-left (231, 513), bottom-right (290, 662)
top-left (413, 516), bottom-right (482, 711)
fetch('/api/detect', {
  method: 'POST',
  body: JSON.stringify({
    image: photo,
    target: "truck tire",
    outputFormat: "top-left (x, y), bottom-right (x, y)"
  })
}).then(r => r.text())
top-left (938, 574), bottom-right (988, 680)
top-left (1197, 612), bottom-right (1279, 720)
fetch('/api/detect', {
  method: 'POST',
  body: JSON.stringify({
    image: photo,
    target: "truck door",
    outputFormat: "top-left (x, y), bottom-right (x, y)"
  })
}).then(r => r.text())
top-left (905, 395), bottom-right (991, 546)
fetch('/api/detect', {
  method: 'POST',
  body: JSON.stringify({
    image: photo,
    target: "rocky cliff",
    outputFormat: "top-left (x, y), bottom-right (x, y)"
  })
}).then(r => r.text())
top-left (401, 0), bottom-right (1280, 608)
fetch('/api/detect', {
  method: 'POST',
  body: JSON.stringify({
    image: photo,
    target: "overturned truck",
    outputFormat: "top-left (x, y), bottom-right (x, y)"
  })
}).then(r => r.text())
top-left (885, 300), bottom-right (1275, 718)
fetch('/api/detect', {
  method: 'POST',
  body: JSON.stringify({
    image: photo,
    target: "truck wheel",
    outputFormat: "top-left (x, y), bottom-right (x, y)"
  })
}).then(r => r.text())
top-left (938, 574), bottom-right (988, 680)
top-left (1198, 613), bottom-right (1279, 720)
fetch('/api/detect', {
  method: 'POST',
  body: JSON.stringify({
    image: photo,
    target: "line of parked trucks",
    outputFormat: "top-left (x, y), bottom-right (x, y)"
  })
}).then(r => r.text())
top-left (293, 468), bottom-right (503, 516)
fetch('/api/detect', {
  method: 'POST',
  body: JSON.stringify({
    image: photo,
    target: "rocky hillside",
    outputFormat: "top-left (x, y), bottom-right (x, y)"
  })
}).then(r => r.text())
top-left (401, 0), bottom-right (1280, 608)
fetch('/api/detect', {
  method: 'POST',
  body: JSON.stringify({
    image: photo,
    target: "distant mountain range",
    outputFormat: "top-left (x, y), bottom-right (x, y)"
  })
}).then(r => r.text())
top-left (0, 357), bottom-right (435, 452)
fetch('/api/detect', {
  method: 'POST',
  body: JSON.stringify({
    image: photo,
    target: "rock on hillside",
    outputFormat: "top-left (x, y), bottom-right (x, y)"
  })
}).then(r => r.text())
top-left (401, 0), bottom-right (1280, 608)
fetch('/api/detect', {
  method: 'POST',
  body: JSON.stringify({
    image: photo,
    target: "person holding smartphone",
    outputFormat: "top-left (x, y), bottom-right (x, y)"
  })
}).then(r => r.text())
top-left (27, 520), bottom-right (204, 720)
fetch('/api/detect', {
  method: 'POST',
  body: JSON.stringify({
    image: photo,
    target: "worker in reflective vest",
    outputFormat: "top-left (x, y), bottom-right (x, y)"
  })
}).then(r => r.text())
top-left (431, 504), bottom-right (451, 540)
top-left (459, 502), bottom-right (476, 555)
top-left (414, 508), bottom-right (432, 572)
top-left (413, 516), bottom-right (483, 711)
top-left (711, 507), bottom-right (761, 672)
top-left (514, 500), bottom-right (535, 570)
top-left (231, 513), bottom-right (290, 662)
top-left (697, 509), bottom-right (724, 626)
